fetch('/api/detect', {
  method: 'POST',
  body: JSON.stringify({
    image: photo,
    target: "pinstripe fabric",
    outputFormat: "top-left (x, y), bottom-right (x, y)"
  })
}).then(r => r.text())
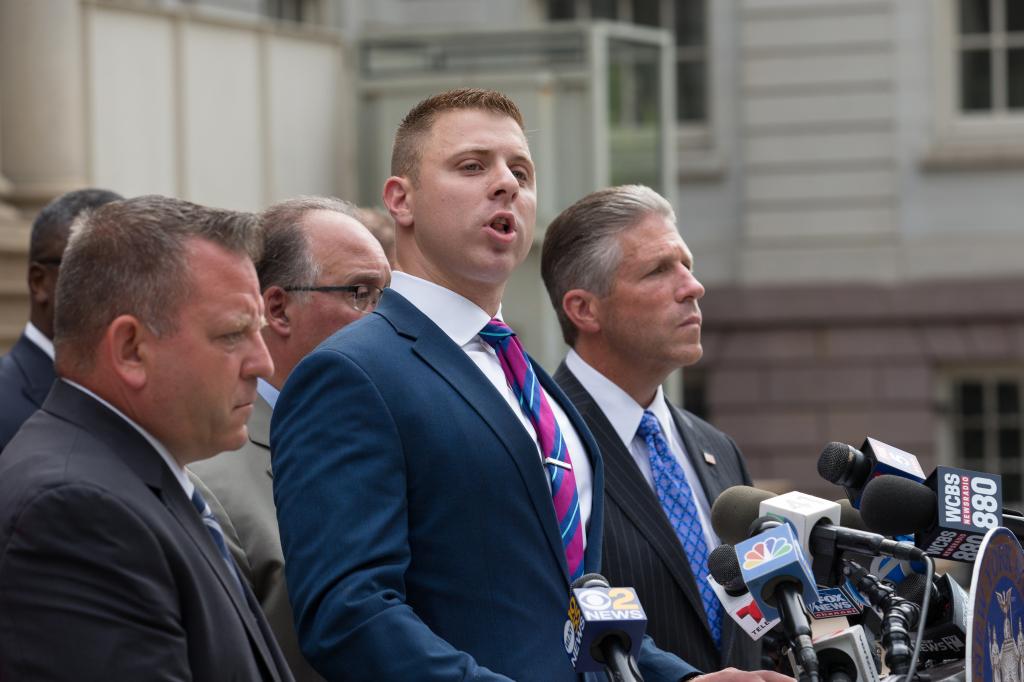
top-left (555, 363), bottom-right (762, 673)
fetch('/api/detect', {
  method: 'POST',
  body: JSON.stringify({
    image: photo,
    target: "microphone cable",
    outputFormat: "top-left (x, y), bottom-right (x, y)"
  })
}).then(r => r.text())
top-left (842, 555), bottom-right (933, 682)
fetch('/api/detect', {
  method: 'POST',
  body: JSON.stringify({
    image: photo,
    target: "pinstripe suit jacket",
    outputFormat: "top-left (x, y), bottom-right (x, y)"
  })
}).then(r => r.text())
top-left (554, 362), bottom-right (762, 672)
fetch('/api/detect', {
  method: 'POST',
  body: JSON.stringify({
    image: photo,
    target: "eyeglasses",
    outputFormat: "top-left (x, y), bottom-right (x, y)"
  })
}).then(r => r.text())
top-left (32, 258), bottom-right (62, 267)
top-left (283, 284), bottom-right (383, 312)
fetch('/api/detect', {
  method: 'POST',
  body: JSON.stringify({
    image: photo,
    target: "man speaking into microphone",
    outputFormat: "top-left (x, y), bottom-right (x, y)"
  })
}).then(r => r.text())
top-left (271, 91), bottom-right (787, 682)
top-left (542, 185), bottom-right (762, 672)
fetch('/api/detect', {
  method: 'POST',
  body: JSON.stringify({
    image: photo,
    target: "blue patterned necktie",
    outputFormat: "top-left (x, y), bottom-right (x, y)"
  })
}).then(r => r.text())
top-left (637, 410), bottom-right (723, 649)
top-left (190, 487), bottom-right (245, 597)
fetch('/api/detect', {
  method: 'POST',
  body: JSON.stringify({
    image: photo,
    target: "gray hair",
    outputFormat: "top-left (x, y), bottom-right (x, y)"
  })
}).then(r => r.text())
top-left (541, 184), bottom-right (676, 346)
top-left (54, 195), bottom-right (262, 373)
top-left (257, 196), bottom-right (362, 299)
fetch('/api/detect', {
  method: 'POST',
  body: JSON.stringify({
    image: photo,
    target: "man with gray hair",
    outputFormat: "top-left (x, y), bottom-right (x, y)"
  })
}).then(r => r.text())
top-left (0, 195), bottom-right (293, 681)
top-left (542, 185), bottom-right (761, 674)
top-left (189, 196), bottom-right (390, 682)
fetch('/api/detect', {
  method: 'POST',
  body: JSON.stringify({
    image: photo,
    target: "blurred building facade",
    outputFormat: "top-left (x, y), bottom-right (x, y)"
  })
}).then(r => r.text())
top-left (2, 0), bottom-right (1023, 499)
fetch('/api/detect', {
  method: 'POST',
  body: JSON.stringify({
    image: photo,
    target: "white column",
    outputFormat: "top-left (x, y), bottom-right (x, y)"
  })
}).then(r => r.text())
top-left (0, 0), bottom-right (88, 203)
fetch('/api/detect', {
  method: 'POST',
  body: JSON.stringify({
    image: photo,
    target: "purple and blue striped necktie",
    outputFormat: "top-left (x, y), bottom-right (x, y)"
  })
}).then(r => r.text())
top-left (479, 318), bottom-right (584, 581)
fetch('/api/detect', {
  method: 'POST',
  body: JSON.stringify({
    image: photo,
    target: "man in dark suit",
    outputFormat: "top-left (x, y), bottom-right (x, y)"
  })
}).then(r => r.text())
top-left (0, 195), bottom-right (293, 681)
top-left (542, 185), bottom-right (761, 673)
top-left (0, 187), bottom-right (121, 451)
top-left (189, 196), bottom-right (390, 682)
top-left (272, 90), bottom-right (786, 682)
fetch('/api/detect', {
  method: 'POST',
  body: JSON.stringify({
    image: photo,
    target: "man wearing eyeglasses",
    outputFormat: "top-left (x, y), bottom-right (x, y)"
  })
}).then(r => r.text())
top-left (0, 187), bottom-right (122, 452)
top-left (189, 196), bottom-right (390, 682)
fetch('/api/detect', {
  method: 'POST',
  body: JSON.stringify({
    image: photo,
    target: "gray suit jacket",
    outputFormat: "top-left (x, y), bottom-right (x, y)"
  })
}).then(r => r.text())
top-left (189, 395), bottom-right (323, 682)
top-left (555, 362), bottom-right (762, 673)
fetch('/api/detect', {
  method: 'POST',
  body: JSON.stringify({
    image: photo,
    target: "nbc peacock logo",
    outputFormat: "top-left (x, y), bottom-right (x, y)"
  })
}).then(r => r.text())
top-left (742, 537), bottom-right (793, 569)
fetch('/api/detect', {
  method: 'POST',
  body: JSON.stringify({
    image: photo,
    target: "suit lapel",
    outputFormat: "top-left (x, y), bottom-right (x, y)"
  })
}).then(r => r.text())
top-left (669, 404), bottom-right (727, 502)
top-left (43, 381), bottom-right (282, 680)
top-left (162, 478), bottom-right (282, 680)
top-left (379, 291), bottom-right (576, 583)
top-left (554, 364), bottom-right (712, 636)
top-left (247, 395), bottom-right (274, 479)
top-left (668, 403), bottom-right (748, 660)
top-left (12, 333), bottom-right (56, 407)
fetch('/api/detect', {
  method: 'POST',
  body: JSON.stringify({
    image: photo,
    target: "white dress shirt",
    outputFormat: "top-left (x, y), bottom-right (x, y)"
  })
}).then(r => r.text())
top-left (62, 378), bottom-right (194, 499)
top-left (564, 348), bottom-right (719, 550)
top-left (390, 271), bottom-right (593, 543)
top-left (23, 322), bottom-right (54, 361)
top-left (257, 378), bottom-right (279, 410)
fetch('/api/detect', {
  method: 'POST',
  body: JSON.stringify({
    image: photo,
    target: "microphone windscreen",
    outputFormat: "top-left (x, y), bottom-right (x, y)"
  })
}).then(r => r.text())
top-left (711, 486), bottom-right (776, 544)
top-left (859, 475), bottom-right (936, 536)
top-left (708, 544), bottom-right (741, 586)
top-left (572, 573), bottom-right (610, 590)
top-left (836, 499), bottom-right (870, 532)
top-left (894, 573), bottom-right (930, 606)
top-left (817, 442), bottom-right (855, 483)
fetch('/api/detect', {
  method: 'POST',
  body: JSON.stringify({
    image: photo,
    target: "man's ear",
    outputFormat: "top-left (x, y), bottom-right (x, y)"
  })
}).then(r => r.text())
top-left (263, 286), bottom-right (291, 338)
top-left (562, 289), bottom-right (601, 337)
top-left (382, 176), bottom-right (414, 229)
top-left (105, 315), bottom-right (151, 390)
top-left (27, 263), bottom-right (51, 305)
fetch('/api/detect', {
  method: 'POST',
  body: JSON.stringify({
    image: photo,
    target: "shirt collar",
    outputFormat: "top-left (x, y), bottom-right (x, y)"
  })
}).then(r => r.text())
top-left (565, 348), bottom-right (671, 446)
top-left (389, 271), bottom-right (499, 346)
top-left (24, 322), bottom-right (55, 361)
top-left (257, 377), bottom-right (279, 410)
top-left (60, 378), bottom-right (194, 498)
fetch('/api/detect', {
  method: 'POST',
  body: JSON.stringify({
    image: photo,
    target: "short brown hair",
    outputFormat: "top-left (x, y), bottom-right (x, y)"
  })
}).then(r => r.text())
top-left (55, 195), bottom-right (262, 373)
top-left (390, 88), bottom-right (525, 182)
top-left (541, 185), bottom-right (676, 346)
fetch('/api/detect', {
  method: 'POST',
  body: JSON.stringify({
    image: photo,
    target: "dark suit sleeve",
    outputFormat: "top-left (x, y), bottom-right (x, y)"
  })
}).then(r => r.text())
top-left (0, 485), bottom-right (191, 680)
top-left (271, 349), bottom-right (512, 682)
top-left (638, 635), bottom-right (701, 681)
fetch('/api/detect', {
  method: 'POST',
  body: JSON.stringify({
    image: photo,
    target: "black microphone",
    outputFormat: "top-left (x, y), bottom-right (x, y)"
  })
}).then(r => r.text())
top-left (711, 486), bottom-right (925, 588)
top-left (564, 574), bottom-right (645, 682)
top-left (894, 572), bottom-right (969, 666)
top-left (859, 469), bottom-right (1013, 562)
top-left (817, 438), bottom-right (926, 508)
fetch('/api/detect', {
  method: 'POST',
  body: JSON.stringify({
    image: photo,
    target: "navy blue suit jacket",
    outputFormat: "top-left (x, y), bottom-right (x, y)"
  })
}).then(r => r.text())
top-left (0, 332), bottom-right (55, 451)
top-left (271, 290), bottom-right (698, 681)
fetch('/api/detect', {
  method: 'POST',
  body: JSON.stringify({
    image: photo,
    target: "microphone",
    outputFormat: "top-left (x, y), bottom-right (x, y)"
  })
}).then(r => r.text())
top-left (711, 486), bottom-right (776, 545)
top-left (711, 486), bottom-right (925, 588)
top-left (786, 624), bottom-right (880, 682)
top-left (563, 573), bottom-right (645, 681)
top-left (735, 522), bottom-right (819, 680)
top-left (837, 496), bottom-right (925, 589)
top-left (707, 544), bottom-right (781, 640)
top-left (859, 468), bottom-right (1008, 562)
top-left (817, 438), bottom-right (926, 508)
top-left (895, 572), bottom-right (969, 666)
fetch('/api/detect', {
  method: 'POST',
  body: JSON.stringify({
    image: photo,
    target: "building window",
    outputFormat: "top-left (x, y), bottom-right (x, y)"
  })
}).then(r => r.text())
top-left (956, 0), bottom-right (1024, 114)
top-left (949, 375), bottom-right (1024, 507)
top-left (681, 367), bottom-right (708, 420)
top-left (547, 0), bottom-right (708, 125)
top-left (264, 0), bottom-right (322, 23)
